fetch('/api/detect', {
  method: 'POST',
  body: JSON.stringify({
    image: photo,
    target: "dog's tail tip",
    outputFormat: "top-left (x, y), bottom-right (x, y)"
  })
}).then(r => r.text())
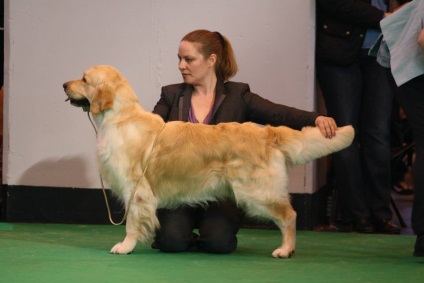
top-left (339, 124), bottom-right (354, 132)
top-left (286, 124), bottom-right (355, 166)
top-left (337, 125), bottom-right (355, 142)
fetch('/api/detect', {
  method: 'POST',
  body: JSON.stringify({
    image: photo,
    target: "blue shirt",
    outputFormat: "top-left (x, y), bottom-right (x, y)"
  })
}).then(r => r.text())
top-left (362, 0), bottom-right (388, 49)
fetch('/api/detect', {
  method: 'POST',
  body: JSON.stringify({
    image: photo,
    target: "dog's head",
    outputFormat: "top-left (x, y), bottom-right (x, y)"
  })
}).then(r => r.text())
top-left (63, 65), bottom-right (126, 115)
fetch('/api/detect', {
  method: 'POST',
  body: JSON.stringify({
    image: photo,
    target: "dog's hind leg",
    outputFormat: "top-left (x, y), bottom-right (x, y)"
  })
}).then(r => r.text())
top-left (267, 202), bottom-right (297, 258)
top-left (237, 193), bottom-right (297, 259)
top-left (110, 179), bottom-right (159, 254)
top-left (232, 163), bottom-right (296, 258)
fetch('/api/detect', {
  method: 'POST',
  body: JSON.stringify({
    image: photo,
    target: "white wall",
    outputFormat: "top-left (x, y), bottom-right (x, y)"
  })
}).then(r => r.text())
top-left (3, 0), bottom-right (318, 193)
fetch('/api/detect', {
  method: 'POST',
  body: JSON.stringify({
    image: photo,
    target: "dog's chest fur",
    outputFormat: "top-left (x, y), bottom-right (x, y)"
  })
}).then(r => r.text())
top-left (96, 120), bottom-right (154, 200)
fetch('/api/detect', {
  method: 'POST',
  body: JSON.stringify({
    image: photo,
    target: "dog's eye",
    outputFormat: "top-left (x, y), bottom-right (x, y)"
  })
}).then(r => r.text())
top-left (82, 77), bottom-right (87, 83)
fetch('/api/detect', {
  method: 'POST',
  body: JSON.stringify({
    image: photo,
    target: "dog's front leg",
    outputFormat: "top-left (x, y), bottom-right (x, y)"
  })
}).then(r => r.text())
top-left (109, 183), bottom-right (159, 254)
top-left (110, 212), bottom-right (138, 254)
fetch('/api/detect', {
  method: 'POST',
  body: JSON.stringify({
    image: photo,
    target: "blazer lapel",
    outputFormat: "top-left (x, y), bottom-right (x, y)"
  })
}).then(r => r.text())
top-left (211, 80), bottom-right (226, 120)
top-left (178, 84), bottom-right (193, 121)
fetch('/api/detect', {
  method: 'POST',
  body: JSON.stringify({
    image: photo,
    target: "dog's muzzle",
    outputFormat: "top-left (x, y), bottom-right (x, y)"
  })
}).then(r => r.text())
top-left (63, 83), bottom-right (91, 110)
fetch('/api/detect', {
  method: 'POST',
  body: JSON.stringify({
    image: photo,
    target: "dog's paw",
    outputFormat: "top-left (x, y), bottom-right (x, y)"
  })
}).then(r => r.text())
top-left (272, 247), bottom-right (295, 259)
top-left (110, 241), bottom-right (135, 255)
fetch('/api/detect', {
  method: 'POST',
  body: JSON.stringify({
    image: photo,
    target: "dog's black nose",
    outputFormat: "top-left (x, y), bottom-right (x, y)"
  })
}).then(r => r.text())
top-left (63, 83), bottom-right (68, 90)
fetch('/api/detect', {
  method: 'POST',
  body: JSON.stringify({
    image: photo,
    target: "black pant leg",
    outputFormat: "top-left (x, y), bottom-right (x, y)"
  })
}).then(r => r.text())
top-left (397, 75), bottom-right (424, 235)
top-left (154, 206), bottom-right (197, 252)
top-left (198, 200), bottom-right (243, 254)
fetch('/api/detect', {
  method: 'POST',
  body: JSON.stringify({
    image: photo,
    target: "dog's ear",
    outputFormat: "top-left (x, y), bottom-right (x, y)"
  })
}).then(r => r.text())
top-left (90, 84), bottom-right (115, 115)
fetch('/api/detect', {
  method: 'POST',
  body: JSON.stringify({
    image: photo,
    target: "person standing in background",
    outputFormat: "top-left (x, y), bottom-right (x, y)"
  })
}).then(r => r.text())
top-left (315, 0), bottom-right (400, 234)
top-left (375, 0), bottom-right (424, 256)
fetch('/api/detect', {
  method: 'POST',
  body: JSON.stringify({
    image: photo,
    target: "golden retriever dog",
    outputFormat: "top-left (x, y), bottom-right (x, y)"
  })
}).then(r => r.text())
top-left (63, 65), bottom-right (354, 258)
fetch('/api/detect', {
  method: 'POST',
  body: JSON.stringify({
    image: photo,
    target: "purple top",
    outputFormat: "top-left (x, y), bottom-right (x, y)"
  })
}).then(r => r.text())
top-left (188, 103), bottom-right (213, 125)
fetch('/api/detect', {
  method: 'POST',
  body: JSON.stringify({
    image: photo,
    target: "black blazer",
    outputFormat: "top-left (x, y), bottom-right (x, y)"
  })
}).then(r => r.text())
top-left (152, 80), bottom-right (319, 130)
top-left (316, 0), bottom-right (385, 65)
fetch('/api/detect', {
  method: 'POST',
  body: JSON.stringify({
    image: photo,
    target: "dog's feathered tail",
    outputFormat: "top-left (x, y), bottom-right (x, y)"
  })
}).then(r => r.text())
top-left (273, 125), bottom-right (355, 166)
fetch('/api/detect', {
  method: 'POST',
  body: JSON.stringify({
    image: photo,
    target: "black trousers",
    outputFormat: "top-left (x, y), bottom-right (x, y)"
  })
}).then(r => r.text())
top-left (395, 74), bottom-right (424, 236)
top-left (153, 200), bottom-right (243, 253)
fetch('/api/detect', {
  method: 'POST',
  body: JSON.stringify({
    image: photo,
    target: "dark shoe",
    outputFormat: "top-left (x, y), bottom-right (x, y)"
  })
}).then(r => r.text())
top-left (373, 219), bottom-right (401, 234)
top-left (353, 218), bottom-right (375, 233)
top-left (393, 181), bottom-right (414, 195)
top-left (336, 222), bottom-right (354, 233)
top-left (414, 234), bottom-right (424, 257)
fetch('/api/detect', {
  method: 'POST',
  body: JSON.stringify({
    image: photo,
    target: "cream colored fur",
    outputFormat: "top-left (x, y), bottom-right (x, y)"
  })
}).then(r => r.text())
top-left (63, 65), bottom-right (354, 258)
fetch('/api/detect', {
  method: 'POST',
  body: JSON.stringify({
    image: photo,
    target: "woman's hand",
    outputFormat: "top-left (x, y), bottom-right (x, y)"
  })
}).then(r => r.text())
top-left (315, 116), bottom-right (337, 139)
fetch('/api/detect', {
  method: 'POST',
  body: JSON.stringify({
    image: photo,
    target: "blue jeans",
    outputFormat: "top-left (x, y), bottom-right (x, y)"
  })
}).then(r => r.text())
top-left (316, 52), bottom-right (394, 223)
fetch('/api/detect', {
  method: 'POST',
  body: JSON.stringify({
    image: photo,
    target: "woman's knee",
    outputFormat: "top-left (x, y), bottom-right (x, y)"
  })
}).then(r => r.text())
top-left (154, 207), bottom-right (197, 252)
top-left (199, 230), bottom-right (238, 254)
top-left (155, 232), bottom-right (196, 253)
top-left (201, 240), bottom-right (238, 254)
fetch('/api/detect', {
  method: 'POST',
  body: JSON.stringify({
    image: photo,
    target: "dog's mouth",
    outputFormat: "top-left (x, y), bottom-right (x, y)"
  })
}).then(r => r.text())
top-left (65, 97), bottom-right (91, 109)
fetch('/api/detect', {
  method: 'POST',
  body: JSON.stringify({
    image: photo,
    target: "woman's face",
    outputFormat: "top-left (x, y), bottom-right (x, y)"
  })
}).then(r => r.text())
top-left (178, 40), bottom-right (214, 85)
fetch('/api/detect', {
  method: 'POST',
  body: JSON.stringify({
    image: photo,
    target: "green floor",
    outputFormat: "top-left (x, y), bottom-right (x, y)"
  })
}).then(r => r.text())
top-left (0, 223), bottom-right (422, 283)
